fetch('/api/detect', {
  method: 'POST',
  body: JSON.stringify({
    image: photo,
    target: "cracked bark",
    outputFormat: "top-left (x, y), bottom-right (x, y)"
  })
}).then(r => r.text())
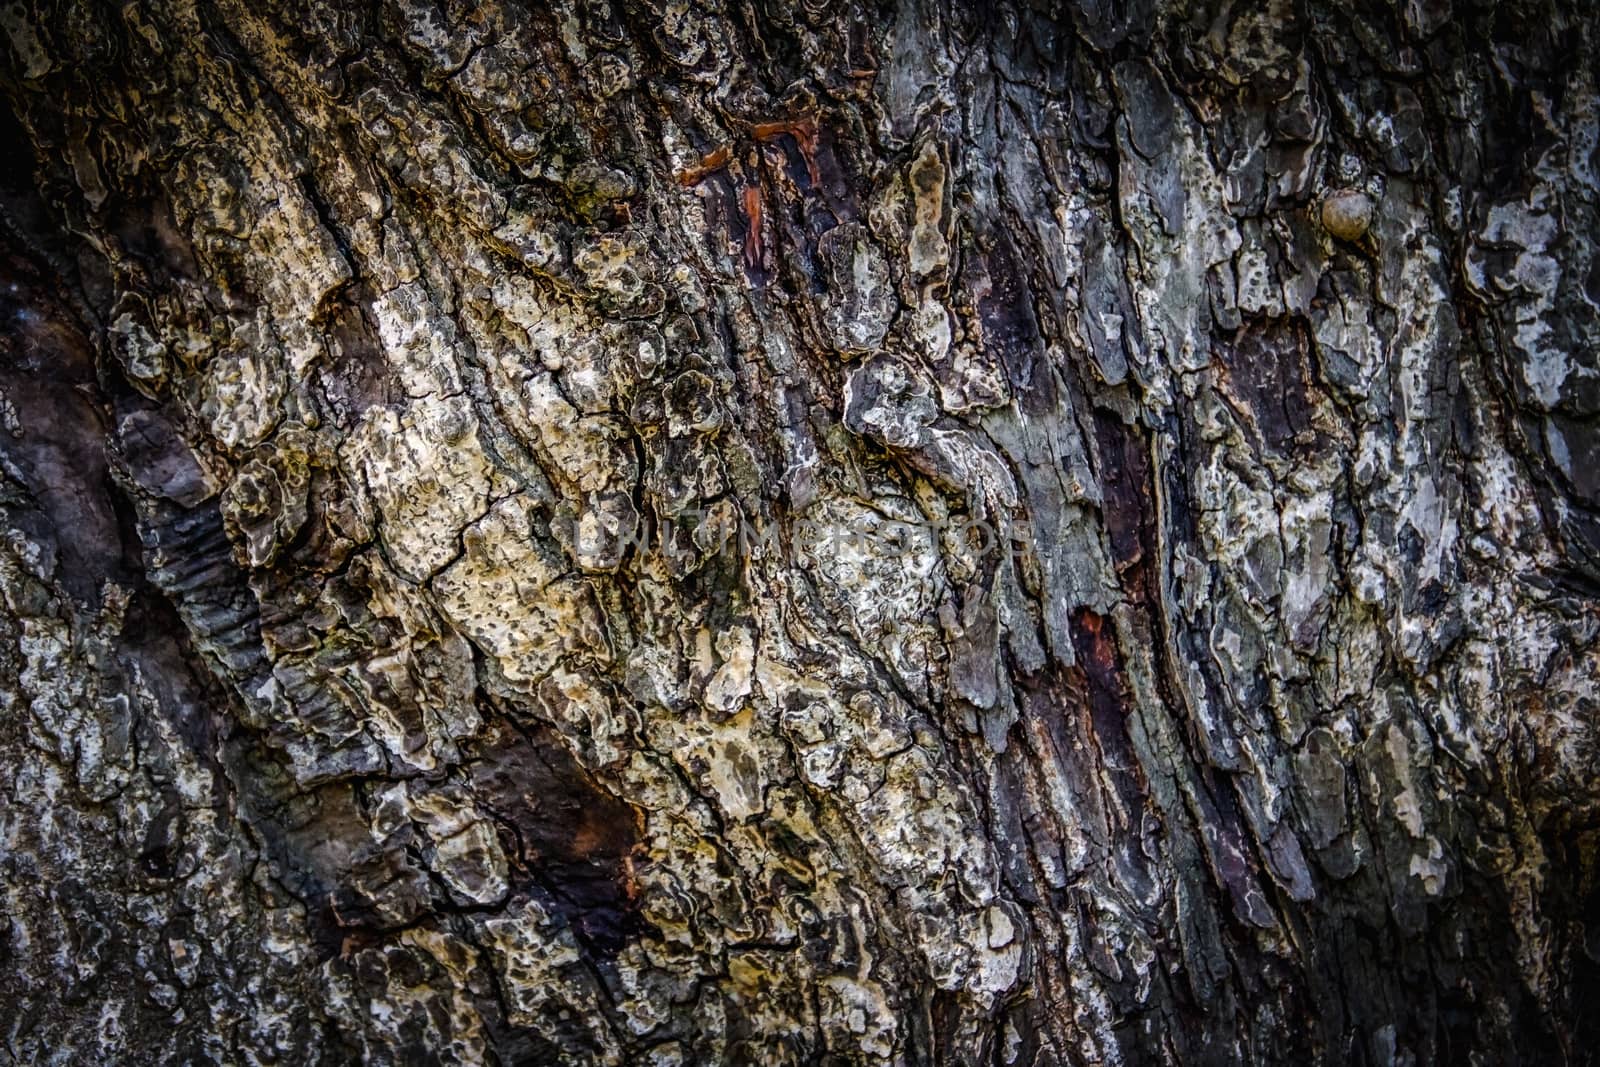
top-left (2, 0), bottom-right (1598, 1063)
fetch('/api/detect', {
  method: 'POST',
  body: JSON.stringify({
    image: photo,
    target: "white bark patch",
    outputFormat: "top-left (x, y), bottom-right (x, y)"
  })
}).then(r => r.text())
top-left (352, 395), bottom-right (497, 581)
top-left (433, 495), bottom-right (606, 685)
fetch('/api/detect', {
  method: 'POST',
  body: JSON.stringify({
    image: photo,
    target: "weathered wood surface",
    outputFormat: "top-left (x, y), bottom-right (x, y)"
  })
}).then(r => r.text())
top-left (1, 0), bottom-right (1597, 1062)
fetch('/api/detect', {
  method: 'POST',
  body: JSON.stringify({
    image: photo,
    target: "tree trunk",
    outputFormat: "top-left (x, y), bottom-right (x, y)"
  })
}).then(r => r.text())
top-left (2, 0), bottom-right (1597, 1063)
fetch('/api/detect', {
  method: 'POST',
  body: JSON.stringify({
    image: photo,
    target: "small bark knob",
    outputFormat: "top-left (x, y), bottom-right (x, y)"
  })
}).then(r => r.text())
top-left (1321, 189), bottom-right (1374, 241)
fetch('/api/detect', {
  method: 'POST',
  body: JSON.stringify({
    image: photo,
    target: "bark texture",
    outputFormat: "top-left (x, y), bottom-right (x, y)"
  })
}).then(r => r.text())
top-left (2, 0), bottom-right (1599, 1063)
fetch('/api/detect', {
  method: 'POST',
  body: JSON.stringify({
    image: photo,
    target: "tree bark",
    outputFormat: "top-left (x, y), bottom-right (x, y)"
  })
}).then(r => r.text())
top-left (1, 0), bottom-right (1598, 1063)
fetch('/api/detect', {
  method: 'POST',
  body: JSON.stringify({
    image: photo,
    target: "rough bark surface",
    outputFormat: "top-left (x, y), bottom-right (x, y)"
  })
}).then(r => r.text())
top-left (2, 0), bottom-right (1598, 1063)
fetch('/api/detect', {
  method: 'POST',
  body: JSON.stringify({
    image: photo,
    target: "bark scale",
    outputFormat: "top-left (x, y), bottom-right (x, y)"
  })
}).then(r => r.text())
top-left (0, 0), bottom-right (1597, 1063)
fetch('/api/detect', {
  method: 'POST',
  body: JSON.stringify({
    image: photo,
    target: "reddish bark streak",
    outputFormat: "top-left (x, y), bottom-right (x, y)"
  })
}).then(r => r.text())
top-left (752, 117), bottom-right (822, 187)
top-left (1073, 608), bottom-right (1120, 680)
top-left (676, 144), bottom-right (732, 186)
top-left (742, 183), bottom-right (764, 269)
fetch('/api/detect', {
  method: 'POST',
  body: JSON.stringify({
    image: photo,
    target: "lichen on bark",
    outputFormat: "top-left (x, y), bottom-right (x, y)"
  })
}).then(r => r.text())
top-left (1, 0), bottom-right (1598, 1064)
